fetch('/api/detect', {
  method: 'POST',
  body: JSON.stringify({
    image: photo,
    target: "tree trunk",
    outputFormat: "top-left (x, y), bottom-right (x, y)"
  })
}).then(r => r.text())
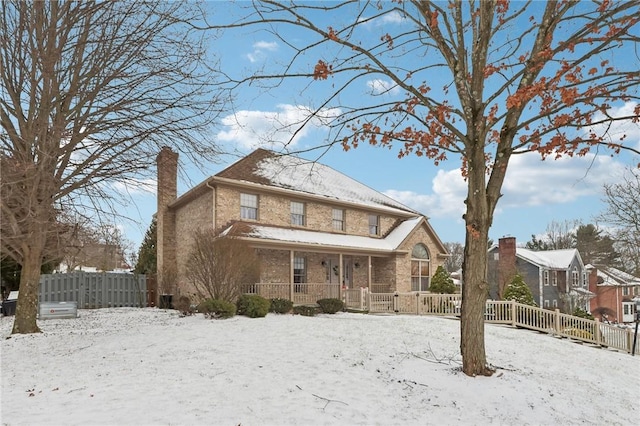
top-left (11, 240), bottom-right (45, 334)
top-left (460, 145), bottom-right (494, 377)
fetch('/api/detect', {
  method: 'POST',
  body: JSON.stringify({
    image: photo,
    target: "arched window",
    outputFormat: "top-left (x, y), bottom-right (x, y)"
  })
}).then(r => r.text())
top-left (411, 244), bottom-right (430, 291)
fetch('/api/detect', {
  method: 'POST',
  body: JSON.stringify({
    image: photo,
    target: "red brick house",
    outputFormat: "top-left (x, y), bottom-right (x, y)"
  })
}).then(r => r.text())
top-left (156, 147), bottom-right (449, 303)
top-left (588, 266), bottom-right (640, 323)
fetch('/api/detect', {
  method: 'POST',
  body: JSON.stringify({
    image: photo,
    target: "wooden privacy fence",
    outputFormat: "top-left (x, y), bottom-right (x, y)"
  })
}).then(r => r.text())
top-left (39, 272), bottom-right (148, 309)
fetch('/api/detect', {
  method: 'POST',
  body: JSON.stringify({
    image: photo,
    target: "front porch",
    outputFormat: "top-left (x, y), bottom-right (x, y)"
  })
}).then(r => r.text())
top-left (240, 282), bottom-right (391, 307)
top-left (241, 282), bottom-right (460, 313)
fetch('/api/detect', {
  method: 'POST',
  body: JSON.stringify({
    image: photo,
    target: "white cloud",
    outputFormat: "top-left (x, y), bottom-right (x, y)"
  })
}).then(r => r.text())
top-left (367, 79), bottom-right (400, 96)
top-left (216, 104), bottom-right (342, 150)
top-left (499, 152), bottom-right (625, 208)
top-left (586, 101), bottom-right (640, 150)
top-left (246, 40), bottom-right (278, 63)
top-left (111, 178), bottom-right (157, 196)
top-left (359, 11), bottom-right (407, 28)
top-left (384, 152), bottom-right (628, 220)
top-left (384, 168), bottom-right (467, 219)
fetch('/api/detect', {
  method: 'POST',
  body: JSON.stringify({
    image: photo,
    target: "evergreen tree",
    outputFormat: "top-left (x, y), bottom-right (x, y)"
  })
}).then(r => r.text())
top-left (429, 266), bottom-right (457, 294)
top-left (503, 274), bottom-right (536, 306)
top-left (575, 224), bottom-right (620, 267)
top-left (134, 217), bottom-right (157, 275)
top-left (525, 235), bottom-right (552, 251)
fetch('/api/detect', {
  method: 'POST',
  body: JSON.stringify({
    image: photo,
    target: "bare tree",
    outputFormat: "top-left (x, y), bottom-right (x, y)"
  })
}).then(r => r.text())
top-left (443, 242), bottom-right (464, 273)
top-left (210, 1), bottom-right (640, 376)
top-left (526, 220), bottom-right (580, 251)
top-left (186, 229), bottom-right (261, 303)
top-left (1, 1), bottom-right (222, 334)
top-left (599, 167), bottom-right (640, 275)
top-left (60, 221), bottom-right (133, 272)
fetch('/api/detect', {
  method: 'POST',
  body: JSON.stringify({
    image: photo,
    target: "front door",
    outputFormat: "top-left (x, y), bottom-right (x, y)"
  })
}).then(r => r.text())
top-left (622, 302), bottom-right (634, 323)
top-left (326, 258), bottom-right (352, 288)
top-left (342, 259), bottom-right (352, 289)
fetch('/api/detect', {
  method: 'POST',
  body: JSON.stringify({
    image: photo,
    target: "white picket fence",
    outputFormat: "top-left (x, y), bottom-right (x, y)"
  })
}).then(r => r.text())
top-left (39, 271), bottom-right (148, 308)
top-left (242, 283), bottom-right (639, 355)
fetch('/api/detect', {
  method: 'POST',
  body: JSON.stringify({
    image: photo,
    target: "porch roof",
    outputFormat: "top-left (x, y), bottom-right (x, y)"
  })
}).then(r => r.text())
top-left (223, 216), bottom-right (424, 254)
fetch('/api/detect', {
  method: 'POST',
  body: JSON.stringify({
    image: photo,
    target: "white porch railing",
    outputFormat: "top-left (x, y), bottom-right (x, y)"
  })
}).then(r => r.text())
top-left (241, 283), bottom-right (340, 305)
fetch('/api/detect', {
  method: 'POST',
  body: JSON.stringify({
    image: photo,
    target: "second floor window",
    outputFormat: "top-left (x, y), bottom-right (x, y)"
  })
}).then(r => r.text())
top-left (332, 208), bottom-right (345, 231)
top-left (369, 214), bottom-right (380, 235)
top-left (552, 271), bottom-right (558, 286)
top-left (543, 270), bottom-right (549, 286)
top-left (240, 193), bottom-right (258, 220)
top-left (571, 267), bottom-right (579, 287)
top-left (291, 201), bottom-right (305, 226)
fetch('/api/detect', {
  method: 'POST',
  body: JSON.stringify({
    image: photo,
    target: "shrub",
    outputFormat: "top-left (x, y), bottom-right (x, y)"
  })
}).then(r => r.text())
top-left (197, 298), bottom-right (236, 319)
top-left (429, 266), bottom-right (457, 294)
top-left (572, 307), bottom-right (594, 320)
top-left (317, 298), bottom-right (344, 314)
top-left (563, 327), bottom-right (594, 340)
top-left (503, 274), bottom-right (537, 306)
top-left (293, 305), bottom-right (318, 317)
top-left (174, 295), bottom-right (193, 316)
top-left (269, 298), bottom-right (293, 314)
top-left (236, 294), bottom-right (270, 318)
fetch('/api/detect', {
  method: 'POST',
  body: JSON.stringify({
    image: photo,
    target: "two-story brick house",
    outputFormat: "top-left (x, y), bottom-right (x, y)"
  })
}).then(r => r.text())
top-left (589, 266), bottom-right (640, 323)
top-left (488, 237), bottom-right (592, 313)
top-left (156, 147), bottom-right (449, 303)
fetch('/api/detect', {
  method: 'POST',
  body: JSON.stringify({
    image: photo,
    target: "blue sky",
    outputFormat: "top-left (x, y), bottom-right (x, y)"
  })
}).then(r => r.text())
top-left (119, 2), bottom-right (640, 256)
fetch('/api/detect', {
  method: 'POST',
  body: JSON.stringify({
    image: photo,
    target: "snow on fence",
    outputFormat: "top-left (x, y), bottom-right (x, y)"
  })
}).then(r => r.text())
top-left (39, 271), bottom-right (147, 309)
top-left (243, 283), bottom-right (639, 355)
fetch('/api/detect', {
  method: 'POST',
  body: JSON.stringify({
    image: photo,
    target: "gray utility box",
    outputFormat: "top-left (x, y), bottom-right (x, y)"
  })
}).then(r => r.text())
top-left (38, 301), bottom-right (78, 320)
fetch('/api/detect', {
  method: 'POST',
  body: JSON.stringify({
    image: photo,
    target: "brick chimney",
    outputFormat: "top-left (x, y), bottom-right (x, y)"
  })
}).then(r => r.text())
top-left (498, 236), bottom-right (517, 298)
top-left (157, 147), bottom-right (178, 297)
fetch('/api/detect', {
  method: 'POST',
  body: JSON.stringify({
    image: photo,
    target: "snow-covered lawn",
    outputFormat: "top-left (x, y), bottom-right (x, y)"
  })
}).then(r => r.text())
top-left (1, 308), bottom-right (638, 425)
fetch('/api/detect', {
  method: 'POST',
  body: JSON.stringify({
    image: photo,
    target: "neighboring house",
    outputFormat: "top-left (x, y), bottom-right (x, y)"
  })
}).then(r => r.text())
top-left (588, 265), bottom-right (640, 323)
top-left (156, 147), bottom-right (449, 301)
top-left (488, 237), bottom-right (592, 313)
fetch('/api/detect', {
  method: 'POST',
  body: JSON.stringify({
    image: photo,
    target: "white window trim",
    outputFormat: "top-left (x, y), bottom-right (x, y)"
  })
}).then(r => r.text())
top-left (291, 201), bottom-right (305, 226)
top-left (240, 193), bottom-right (258, 220)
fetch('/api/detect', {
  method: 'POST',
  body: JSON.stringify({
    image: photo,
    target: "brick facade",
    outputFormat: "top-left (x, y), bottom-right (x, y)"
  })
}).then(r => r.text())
top-left (158, 149), bottom-right (449, 302)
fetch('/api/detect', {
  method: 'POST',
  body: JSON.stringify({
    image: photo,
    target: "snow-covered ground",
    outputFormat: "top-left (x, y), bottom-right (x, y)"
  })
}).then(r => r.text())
top-left (1, 308), bottom-right (638, 425)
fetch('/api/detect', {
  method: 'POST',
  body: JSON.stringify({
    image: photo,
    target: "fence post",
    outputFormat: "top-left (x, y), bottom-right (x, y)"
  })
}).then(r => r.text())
top-left (511, 301), bottom-right (516, 327)
top-left (393, 292), bottom-right (399, 313)
top-left (416, 292), bottom-right (420, 315)
top-left (554, 309), bottom-right (561, 335)
top-left (366, 291), bottom-right (371, 312)
top-left (594, 318), bottom-right (601, 346)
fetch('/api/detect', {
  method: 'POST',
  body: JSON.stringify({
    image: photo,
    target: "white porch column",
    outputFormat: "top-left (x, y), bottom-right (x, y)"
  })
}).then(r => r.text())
top-left (339, 253), bottom-right (343, 300)
top-left (367, 255), bottom-right (372, 291)
top-left (290, 250), bottom-right (294, 301)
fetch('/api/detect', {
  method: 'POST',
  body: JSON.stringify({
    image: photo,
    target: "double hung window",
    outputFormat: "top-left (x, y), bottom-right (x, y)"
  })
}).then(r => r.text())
top-left (240, 193), bottom-right (258, 220)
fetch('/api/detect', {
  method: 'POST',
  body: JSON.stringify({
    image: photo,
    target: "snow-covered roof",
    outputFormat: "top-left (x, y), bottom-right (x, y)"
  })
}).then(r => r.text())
top-left (596, 266), bottom-right (640, 287)
top-left (223, 216), bottom-right (424, 253)
top-left (515, 248), bottom-right (581, 269)
top-left (215, 149), bottom-right (419, 215)
top-left (569, 288), bottom-right (595, 297)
